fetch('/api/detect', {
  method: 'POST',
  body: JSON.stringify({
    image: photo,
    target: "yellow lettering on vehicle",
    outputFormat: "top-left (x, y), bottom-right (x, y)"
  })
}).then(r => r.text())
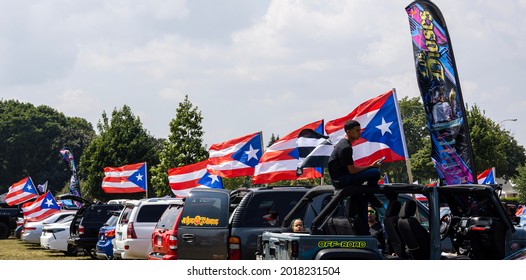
top-left (317, 240), bottom-right (367, 248)
top-left (180, 215), bottom-right (219, 226)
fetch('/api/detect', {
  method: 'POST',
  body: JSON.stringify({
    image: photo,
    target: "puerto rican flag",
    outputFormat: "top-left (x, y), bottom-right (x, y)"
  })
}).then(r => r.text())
top-left (168, 160), bottom-right (223, 197)
top-left (21, 191), bottom-right (61, 222)
top-left (325, 89), bottom-right (408, 166)
top-left (5, 177), bottom-right (39, 206)
top-left (253, 120), bottom-right (324, 184)
top-left (208, 132), bottom-right (263, 178)
top-left (477, 167), bottom-right (496, 184)
top-left (102, 162), bottom-right (147, 193)
top-left (378, 173), bottom-right (390, 185)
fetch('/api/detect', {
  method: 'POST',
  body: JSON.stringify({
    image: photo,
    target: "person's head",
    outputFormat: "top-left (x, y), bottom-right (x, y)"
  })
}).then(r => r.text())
top-left (344, 120), bottom-right (361, 141)
top-left (291, 218), bottom-right (304, 232)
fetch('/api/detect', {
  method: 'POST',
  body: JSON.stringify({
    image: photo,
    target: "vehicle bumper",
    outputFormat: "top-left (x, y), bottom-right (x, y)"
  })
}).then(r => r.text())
top-left (148, 252), bottom-right (177, 260)
top-left (120, 239), bottom-right (150, 259)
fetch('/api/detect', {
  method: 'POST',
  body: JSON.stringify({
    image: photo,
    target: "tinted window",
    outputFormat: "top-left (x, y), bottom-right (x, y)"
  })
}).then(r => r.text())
top-left (242, 192), bottom-right (304, 227)
top-left (136, 204), bottom-right (170, 223)
top-left (84, 207), bottom-right (116, 222)
top-left (180, 191), bottom-right (229, 227)
top-left (156, 205), bottom-right (183, 230)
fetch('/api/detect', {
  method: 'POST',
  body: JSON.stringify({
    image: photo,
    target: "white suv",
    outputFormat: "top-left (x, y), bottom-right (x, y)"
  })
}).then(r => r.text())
top-left (113, 198), bottom-right (180, 259)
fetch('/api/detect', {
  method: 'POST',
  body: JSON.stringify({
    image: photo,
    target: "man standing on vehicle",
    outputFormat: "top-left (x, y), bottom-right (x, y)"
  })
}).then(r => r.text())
top-left (328, 120), bottom-right (383, 233)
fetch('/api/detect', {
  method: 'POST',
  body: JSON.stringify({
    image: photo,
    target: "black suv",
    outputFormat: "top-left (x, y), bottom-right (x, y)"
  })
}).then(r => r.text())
top-left (59, 195), bottom-right (124, 259)
top-left (177, 186), bottom-right (312, 260)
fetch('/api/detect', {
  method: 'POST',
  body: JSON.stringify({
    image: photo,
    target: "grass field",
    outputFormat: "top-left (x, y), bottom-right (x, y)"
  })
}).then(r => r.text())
top-left (0, 236), bottom-right (91, 260)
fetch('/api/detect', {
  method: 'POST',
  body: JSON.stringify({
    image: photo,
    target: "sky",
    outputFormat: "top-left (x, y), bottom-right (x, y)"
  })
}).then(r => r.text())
top-left (1, 0), bottom-right (525, 151)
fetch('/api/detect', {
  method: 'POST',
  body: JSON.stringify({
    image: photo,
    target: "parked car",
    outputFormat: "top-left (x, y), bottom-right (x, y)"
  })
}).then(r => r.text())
top-left (177, 186), bottom-right (311, 260)
top-left (148, 200), bottom-right (186, 260)
top-left (65, 195), bottom-right (124, 259)
top-left (40, 215), bottom-right (78, 256)
top-left (21, 210), bottom-right (77, 244)
top-left (113, 197), bottom-right (180, 259)
top-left (95, 211), bottom-right (121, 260)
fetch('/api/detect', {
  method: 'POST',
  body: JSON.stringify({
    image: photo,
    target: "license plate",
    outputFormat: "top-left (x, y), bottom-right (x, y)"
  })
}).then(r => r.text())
top-left (157, 236), bottom-right (162, 246)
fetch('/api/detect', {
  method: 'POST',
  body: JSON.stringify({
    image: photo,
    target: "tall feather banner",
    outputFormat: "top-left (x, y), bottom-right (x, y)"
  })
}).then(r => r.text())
top-left (406, 0), bottom-right (476, 185)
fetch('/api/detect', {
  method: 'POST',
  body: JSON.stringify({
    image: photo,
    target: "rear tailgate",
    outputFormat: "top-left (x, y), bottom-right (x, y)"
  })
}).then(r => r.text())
top-left (177, 189), bottom-right (230, 259)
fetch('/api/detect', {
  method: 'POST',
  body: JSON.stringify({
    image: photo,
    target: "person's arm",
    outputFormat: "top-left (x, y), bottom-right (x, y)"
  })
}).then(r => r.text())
top-left (347, 159), bottom-right (382, 174)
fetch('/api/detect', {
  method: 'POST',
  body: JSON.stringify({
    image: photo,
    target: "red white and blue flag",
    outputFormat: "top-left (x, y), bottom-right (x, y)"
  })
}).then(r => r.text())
top-left (208, 132), bottom-right (263, 178)
top-left (168, 160), bottom-right (223, 197)
top-left (21, 191), bottom-right (61, 222)
top-left (253, 120), bottom-right (324, 184)
top-left (5, 177), bottom-right (39, 206)
top-left (102, 162), bottom-right (147, 193)
top-left (477, 167), bottom-right (496, 185)
top-left (378, 173), bottom-right (390, 185)
top-left (325, 89), bottom-right (408, 166)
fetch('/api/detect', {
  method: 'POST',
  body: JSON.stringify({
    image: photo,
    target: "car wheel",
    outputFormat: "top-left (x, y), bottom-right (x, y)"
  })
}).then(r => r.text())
top-left (64, 244), bottom-right (79, 256)
top-left (0, 223), bottom-right (9, 239)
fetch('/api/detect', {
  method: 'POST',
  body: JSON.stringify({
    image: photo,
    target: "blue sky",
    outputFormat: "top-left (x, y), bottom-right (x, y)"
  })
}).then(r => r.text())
top-left (1, 0), bottom-right (525, 150)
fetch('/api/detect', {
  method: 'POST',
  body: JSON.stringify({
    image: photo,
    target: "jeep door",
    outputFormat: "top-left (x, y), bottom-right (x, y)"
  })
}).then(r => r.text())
top-left (177, 189), bottom-right (230, 259)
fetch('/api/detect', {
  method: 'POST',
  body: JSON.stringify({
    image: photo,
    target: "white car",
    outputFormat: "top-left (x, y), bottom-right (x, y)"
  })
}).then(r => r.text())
top-left (40, 216), bottom-right (78, 255)
top-left (113, 198), bottom-right (177, 259)
top-left (21, 210), bottom-right (77, 244)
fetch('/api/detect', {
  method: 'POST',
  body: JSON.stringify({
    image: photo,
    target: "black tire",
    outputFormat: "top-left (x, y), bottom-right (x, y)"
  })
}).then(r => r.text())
top-left (63, 244), bottom-right (79, 256)
top-left (0, 223), bottom-right (9, 239)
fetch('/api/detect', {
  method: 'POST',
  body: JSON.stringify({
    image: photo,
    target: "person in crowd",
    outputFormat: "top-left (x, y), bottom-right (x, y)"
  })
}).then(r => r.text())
top-left (328, 120), bottom-right (383, 232)
top-left (291, 218), bottom-right (305, 233)
top-left (368, 205), bottom-right (386, 252)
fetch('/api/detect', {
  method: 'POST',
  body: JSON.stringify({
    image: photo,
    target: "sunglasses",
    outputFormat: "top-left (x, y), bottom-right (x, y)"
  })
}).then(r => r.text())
top-left (368, 209), bottom-right (376, 215)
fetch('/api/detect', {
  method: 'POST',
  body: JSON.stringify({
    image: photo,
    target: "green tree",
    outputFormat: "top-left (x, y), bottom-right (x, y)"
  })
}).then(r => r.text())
top-left (79, 105), bottom-right (160, 201)
top-left (150, 95), bottom-right (208, 197)
top-left (514, 165), bottom-right (526, 203)
top-left (468, 105), bottom-right (526, 179)
top-left (0, 100), bottom-right (95, 194)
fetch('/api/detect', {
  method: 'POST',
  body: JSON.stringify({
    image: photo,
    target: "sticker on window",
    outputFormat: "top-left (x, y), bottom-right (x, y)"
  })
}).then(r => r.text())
top-left (181, 215), bottom-right (219, 226)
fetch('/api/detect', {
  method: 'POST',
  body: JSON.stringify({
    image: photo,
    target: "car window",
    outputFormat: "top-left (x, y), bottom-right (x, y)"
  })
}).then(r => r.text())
top-left (156, 204), bottom-right (183, 230)
top-left (84, 207), bottom-right (116, 222)
top-left (120, 205), bottom-right (134, 224)
top-left (104, 215), bottom-right (119, 227)
top-left (242, 192), bottom-right (304, 227)
top-left (136, 204), bottom-right (170, 223)
top-left (180, 191), bottom-right (229, 227)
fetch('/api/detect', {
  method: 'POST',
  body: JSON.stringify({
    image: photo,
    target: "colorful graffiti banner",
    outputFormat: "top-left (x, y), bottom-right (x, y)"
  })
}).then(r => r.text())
top-left (406, 0), bottom-right (475, 184)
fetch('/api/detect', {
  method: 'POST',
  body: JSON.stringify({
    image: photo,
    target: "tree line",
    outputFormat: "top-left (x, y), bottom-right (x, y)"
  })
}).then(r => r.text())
top-left (1, 96), bottom-right (525, 202)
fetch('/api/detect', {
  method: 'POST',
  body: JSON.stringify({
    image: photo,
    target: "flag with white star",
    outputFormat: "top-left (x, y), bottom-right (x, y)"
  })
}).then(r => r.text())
top-left (5, 176), bottom-right (39, 206)
top-left (252, 120), bottom-right (324, 184)
top-left (102, 162), bottom-right (147, 193)
top-left (325, 89), bottom-right (408, 166)
top-left (208, 132), bottom-right (263, 178)
top-left (21, 191), bottom-right (60, 222)
top-left (168, 160), bottom-right (223, 197)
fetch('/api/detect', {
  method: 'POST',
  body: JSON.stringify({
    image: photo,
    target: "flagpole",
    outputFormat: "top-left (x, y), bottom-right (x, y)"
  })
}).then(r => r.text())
top-left (393, 88), bottom-right (414, 184)
top-left (145, 162), bottom-right (148, 199)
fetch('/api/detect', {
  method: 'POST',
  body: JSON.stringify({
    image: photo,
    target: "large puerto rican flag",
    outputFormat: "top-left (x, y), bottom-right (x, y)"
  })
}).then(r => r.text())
top-left (252, 120), bottom-right (324, 184)
top-left (102, 162), bottom-right (147, 193)
top-left (477, 167), bottom-right (496, 184)
top-left (21, 191), bottom-right (61, 222)
top-left (5, 177), bottom-right (39, 206)
top-left (168, 160), bottom-right (223, 197)
top-left (208, 132), bottom-right (263, 178)
top-left (325, 89), bottom-right (408, 166)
